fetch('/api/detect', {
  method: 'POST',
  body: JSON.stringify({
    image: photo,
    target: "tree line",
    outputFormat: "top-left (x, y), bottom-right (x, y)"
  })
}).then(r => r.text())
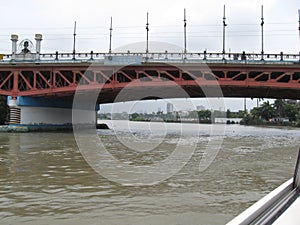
top-left (241, 99), bottom-right (300, 126)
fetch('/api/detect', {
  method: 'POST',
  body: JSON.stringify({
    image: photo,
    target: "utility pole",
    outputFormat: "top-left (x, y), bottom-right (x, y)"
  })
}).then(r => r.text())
top-left (146, 12), bottom-right (149, 57)
top-left (109, 17), bottom-right (113, 54)
top-left (261, 5), bottom-right (264, 60)
top-left (184, 8), bottom-right (187, 59)
top-left (298, 9), bottom-right (300, 60)
top-left (72, 21), bottom-right (77, 60)
top-left (222, 5), bottom-right (227, 60)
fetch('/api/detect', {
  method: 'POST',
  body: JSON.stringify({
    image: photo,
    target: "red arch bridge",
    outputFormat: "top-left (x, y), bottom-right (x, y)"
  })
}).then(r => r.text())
top-left (0, 52), bottom-right (299, 125)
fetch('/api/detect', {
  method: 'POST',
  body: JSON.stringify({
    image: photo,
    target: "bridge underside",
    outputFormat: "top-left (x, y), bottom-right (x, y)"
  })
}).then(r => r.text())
top-left (0, 62), bottom-right (299, 101)
top-left (95, 84), bottom-right (300, 103)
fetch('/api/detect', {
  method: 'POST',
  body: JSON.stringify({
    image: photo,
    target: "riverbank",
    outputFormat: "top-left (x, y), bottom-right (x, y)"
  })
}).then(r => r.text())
top-left (0, 123), bottom-right (110, 132)
top-left (130, 118), bottom-right (213, 124)
top-left (0, 124), bottom-right (73, 132)
top-left (129, 118), bottom-right (242, 124)
top-left (240, 118), bottom-right (300, 128)
top-left (130, 118), bottom-right (299, 128)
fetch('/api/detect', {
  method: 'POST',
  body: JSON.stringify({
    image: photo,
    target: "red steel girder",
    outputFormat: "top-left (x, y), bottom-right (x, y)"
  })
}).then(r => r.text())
top-left (0, 63), bottom-right (298, 100)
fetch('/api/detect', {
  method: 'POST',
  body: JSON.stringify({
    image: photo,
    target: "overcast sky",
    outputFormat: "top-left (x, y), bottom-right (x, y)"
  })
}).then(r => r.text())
top-left (1, 0), bottom-right (299, 112)
top-left (1, 0), bottom-right (299, 53)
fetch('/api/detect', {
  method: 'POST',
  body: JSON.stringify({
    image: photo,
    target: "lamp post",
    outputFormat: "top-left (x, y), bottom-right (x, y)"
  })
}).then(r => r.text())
top-left (298, 9), bottom-right (300, 60)
top-left (109, 17), bottom-right (113, 54)
top-left (222, 5), bottom-right (227, 60)
top-left (72, 21), bottom-right (77, 60)
top-left (146, 12), bottom-right (149, 58)
top-left (184, 8), bottom-right (187, 59)
top-left (261, 5), bottom-right (264, 60)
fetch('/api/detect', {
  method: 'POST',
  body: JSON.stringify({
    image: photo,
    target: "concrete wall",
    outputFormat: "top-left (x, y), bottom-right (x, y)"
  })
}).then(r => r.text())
top-left (214, 118), bottom-right (242, 124)
top-left (20, 107), bottom-right (71, 124)
top-left (20, 106), bottom-right (96, 125)
top-left (7, 96), bottom-right (98, 125)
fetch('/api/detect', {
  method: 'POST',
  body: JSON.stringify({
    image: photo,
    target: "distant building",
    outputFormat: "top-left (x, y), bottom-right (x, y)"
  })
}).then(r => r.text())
top-left (196, 105), bottom-right (205, 111)
top-left (285, 99), bottom-right (297, 105)
top-left (177, 110), bottom-right (189, 117)
top-left (166, 103), bottom-right (174, 114)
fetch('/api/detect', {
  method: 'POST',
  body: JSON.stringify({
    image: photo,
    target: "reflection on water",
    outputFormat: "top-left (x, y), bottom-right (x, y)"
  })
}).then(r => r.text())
top-left (0, 122), bottom-right (299, 225)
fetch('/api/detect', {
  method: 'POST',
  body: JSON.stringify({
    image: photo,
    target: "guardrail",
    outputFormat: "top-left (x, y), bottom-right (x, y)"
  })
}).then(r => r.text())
top-left (1, 51), bottom-right (300, 64)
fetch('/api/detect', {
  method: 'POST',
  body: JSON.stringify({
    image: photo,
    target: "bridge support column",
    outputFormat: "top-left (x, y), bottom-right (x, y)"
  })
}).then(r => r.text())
top-left (8, 98), bottom-right (21, 124)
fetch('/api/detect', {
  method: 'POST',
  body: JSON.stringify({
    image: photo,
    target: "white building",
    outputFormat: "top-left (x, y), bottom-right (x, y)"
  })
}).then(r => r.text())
top-left (166, 103), bottom-right (174, 114)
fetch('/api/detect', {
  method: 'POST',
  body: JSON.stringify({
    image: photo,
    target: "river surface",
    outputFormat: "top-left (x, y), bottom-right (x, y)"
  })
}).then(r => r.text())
top-left (0, 121), bottom-right (299, 225)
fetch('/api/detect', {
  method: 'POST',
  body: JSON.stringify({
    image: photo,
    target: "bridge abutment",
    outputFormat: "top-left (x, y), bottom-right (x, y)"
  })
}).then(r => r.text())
top-left (6, 96), bottom-right (98, 129)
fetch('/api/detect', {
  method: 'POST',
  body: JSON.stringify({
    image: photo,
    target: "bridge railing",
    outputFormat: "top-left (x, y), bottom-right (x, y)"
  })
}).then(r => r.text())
top-left (0, 51), bottom-right (299, 64)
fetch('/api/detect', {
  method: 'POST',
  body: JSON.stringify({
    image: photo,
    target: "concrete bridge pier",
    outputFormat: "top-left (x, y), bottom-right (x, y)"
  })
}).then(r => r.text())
top-left (6, 96), bottom-right (99, 131)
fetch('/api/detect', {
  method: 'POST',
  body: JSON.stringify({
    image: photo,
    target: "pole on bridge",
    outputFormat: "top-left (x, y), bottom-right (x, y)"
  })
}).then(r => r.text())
top-left (146, 12), bottom-right (149, 59)
top-left (261, 5), bottom-right (264, 60)
top-left (222, 5), bottom-right (227, 60)
top-left (109, 17), bottom-right (113, 54)
top-left (184, 8), bottom-right (187, 59)
top-left (298, 9), bottom-right (300, 60)
top-left (72, 21), bottom-right (77, 60)
top-left (10, 34), bottom-right (18, 61)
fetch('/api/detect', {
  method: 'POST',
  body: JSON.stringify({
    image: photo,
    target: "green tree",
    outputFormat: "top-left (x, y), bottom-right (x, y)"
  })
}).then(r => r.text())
top-left (250, 107), bottom-right (262, 119)
top-left (130, 113), bottom-right (140, 120)
top-left (244, 99), bottom-right (300, 126)
top-left (273, 99), bottom-right (285, 117)
top-left (283, 104), bottom-right (298, 121)
top-left (197, 110), bottom-right (211, 120)
top-left (260, 101), bottom-right (275, 121)
top-left (156, 111), bottom-right (163, 116)
top-left (226, 109), bottom-right (232, 118)
top-left (296, 113), bottom-right (300, 126)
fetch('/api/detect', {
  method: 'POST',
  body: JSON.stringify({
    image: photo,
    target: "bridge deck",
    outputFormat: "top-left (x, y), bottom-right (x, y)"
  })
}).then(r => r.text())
top-left (1, 51), bottom-right (300, 64)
